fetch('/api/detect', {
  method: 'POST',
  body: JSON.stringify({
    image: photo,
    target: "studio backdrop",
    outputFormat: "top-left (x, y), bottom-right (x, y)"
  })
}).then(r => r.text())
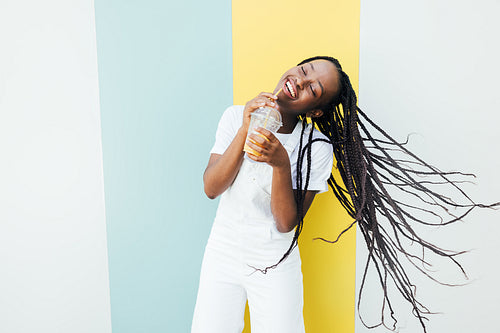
top-left (0, 0), bottom-right (498, 332)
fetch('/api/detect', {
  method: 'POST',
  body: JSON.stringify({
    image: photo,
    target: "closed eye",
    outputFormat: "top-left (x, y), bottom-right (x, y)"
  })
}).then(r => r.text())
top-left (301, 65), bottom-right (316, 97)
top-left (310, 85), bottom-right (317, 97)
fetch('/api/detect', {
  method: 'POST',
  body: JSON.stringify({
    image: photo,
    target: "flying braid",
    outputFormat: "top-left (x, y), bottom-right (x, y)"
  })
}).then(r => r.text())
top-left (261, 55), bottom-right (499, 332)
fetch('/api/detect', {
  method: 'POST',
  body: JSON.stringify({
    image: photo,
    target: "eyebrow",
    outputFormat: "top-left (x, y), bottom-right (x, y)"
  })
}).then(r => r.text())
top-left (310, 63), bottom-right (324, 96)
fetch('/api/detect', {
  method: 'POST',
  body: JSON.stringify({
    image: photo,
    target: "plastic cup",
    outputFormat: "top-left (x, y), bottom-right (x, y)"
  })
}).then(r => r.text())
top-left (243, 106), bottom-right (282, 156)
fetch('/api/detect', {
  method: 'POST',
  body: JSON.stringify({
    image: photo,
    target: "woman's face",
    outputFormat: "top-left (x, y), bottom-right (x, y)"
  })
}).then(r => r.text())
top-left (274, 59), bottom-right (340, 116)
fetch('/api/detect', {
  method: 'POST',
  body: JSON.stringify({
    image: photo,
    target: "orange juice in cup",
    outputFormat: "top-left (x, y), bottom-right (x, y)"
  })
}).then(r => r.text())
top-left (243, 106), bottom-right (282, 156)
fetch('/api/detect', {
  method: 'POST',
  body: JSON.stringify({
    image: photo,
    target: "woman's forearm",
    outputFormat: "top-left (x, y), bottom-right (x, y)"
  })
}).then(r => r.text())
top-left (271, 164), bottom-right (319, 233)
top-left (203, 127), bottom-right (248, 199)
top-left (270, 162), bottom-right (299, 232)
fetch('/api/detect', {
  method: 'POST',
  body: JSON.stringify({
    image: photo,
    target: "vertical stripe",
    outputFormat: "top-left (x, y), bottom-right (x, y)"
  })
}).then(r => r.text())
top-left (0, 0), bottom-right (111, 332)
top-left (94, 0), bottom-right (233, 331)
top-left (357, 0), bottom-right (500, 332)
top-left (232, 1), bottom-right (360, 332)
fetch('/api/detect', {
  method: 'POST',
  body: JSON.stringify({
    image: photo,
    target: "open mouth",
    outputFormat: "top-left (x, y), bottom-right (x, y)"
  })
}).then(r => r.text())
top-left (284, 79), bottom-right (297, 99)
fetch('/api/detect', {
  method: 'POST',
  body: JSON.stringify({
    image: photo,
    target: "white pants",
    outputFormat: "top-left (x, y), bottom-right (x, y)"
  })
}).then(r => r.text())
top-left (191, 217), bottom-right (305, 333)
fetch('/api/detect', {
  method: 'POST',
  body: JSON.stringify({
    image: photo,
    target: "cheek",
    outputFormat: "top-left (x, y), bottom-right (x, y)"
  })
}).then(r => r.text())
top-left (301, 94), bottom-right (318, 109)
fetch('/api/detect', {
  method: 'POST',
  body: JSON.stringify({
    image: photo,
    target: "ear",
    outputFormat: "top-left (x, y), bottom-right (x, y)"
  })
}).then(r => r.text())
top-left (305, 109), bottom-right (323, 118)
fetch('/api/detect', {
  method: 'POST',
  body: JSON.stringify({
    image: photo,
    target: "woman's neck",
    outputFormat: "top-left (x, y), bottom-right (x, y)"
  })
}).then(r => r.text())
top-left (278, 113), bottom-right (299, 134)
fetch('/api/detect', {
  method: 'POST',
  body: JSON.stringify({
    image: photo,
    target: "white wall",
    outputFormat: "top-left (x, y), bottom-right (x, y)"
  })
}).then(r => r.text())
top-left (357, 0), bottom-right (500, 332)
top-left (0, 1), bottom-right (111, 332)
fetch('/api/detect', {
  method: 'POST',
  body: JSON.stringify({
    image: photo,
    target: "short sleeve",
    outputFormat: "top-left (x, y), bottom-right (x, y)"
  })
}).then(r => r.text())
top-left (293, 131), bottom-right (334, 194)
top-left (209, 105), bottom-right (244, 155)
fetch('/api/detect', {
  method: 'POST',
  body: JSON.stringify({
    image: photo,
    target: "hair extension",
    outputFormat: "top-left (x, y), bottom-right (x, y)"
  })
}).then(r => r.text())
top-left (262, 56), bottom-right (499, 332)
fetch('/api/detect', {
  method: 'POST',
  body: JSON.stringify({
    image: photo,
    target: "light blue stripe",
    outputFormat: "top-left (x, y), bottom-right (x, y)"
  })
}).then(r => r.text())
top-left (95, 1), bottom-right (232, 331)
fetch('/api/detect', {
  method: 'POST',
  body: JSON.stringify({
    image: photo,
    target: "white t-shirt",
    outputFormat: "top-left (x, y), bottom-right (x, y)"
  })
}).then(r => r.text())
top-left (210, 105), bottom-right (334, 193)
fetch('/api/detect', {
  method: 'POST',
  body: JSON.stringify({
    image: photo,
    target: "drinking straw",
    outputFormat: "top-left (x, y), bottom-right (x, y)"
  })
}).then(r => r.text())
top-left (263, 87), bottom-right (282, 128)
top-left (274, 87), bottom-right (283, 98)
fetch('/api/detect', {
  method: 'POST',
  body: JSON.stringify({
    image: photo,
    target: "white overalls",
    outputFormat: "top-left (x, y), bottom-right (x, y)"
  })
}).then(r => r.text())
top-left (191, 121), bottom-right (308, 333)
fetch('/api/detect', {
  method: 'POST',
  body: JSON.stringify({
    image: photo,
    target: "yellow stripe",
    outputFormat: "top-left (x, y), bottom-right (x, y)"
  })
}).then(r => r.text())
top-left (232, 0), bottom-right (360, 332)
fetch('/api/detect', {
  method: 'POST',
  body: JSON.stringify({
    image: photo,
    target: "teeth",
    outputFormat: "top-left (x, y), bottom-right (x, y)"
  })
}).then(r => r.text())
top-left (286, 81), bottom-right (296, 98)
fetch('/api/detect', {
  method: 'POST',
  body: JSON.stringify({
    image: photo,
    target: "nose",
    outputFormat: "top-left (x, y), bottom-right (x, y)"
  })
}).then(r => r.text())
top-left (296, 76), bottom-right (305, 89)
top-left (296, 75), bottom-right (312, 91)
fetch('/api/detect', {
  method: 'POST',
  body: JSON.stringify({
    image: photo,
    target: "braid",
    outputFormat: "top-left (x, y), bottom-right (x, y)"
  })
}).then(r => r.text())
top-left (262, 55), bottom-right (499, 332)
top-left (252, 118), bottom-right (309, 273)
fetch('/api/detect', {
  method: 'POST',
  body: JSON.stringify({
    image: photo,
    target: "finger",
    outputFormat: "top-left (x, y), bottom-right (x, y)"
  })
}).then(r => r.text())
top-left (249, 100), bottom-right (275, 113)
top-left (254, 127), bottom-right (276, 142)
top-left (253, 97), bottom-right (277, 109)
top-left (245, 148), bottom-right (262, 158)
top-left (243, 140), bottom-right (262, 156)
top-left (246, 151), bottom-right (263, 161)
top-left (251, 99), bottom-right (266, 108)
top-left (246, 97), bottom-right (267, 110)
top-left (245, 138), bottom-right (267, 155)
top-left (258, 92), bottom-right (279, 101)
top-left (248, 132), bottom-right (271, 146)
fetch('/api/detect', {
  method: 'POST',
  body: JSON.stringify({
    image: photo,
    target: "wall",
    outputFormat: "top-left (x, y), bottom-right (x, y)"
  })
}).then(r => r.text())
top-left (2, 0), bottom-right (499, 332)
top-left (356, 0), bottom-right (500, 331)
top-left (0, 0), bottom-right (112, 332)
top-left (231, 1), bottom-right (360, 331)
top-left (94, 0), bottom-right (233, 332)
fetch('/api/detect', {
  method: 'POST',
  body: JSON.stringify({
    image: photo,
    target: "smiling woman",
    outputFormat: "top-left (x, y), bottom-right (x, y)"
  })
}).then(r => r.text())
top-left (191, 55), bottom-right (499, 333)
top-left (274, 60), bottom-right (340, 121)
top-left (191, 57), bottom-right (338, 333)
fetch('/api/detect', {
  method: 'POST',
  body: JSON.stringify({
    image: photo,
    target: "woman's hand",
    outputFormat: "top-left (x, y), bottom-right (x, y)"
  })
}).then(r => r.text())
top-left (244, 126), bottom-right (319, 233)
top-left (242, 92), bottom-right (278, 132)
top-left (245, 127), bottom-right (289, 169)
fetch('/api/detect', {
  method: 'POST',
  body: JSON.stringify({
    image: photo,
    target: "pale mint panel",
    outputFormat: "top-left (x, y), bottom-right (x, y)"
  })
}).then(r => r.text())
top-left (95, 1), bottom-right (232, 331)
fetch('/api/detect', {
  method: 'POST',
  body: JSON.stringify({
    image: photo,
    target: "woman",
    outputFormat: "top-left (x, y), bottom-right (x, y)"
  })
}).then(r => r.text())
top-left (192, 56), bottom-right (496, 333)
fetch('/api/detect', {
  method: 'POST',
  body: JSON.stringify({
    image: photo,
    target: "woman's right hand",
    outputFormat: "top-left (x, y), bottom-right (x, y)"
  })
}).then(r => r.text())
top-left (242, 92), bottom-right (278, 131)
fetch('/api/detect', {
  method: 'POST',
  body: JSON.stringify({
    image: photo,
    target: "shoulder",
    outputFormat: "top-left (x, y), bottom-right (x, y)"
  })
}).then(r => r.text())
top-left (224, 104), bottom-right (244, 113)
top-left (294, 125), bottom-right (333, 169)
top-left (215, 105), bottom-right (244, 130)
top-left (292, 126), bottom-right (333, 193)
top-left (210, 105), bottom-right (245, 155)
top-left (310, 127), bottom-right (331, 143)
top-left (308, 127), bottom-right (334, 158)
top-left (220, 105), bottom-right (244, 121)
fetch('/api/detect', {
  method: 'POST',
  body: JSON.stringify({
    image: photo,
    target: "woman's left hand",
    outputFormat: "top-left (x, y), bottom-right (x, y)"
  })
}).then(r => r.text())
top-left (245, 128), bottom-right (289, 168)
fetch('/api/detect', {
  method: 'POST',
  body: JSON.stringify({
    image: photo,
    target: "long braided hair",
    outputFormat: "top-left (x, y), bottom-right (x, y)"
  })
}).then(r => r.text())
top-left (261, 56), bottom-right (499, 332)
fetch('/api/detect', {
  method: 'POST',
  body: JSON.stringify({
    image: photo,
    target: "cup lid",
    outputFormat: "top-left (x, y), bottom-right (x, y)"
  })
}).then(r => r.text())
top-left (254, 106), bottom-right (282, 125)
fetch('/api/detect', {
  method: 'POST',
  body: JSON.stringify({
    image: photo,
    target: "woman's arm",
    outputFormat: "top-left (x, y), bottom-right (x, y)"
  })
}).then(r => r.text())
top-left (271, 162), bottom-right (318, 232)
top-left (203, 93), bottom-right (278, 199)
top-left (203, 128), bottom-right (247, 199)
top-left (245, 127), bottom-right (318, 232)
